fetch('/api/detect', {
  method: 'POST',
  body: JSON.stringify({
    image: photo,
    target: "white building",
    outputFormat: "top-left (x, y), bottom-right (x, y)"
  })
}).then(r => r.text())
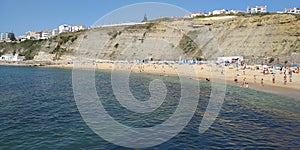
top-left (52, 24), bottom-right (86, 35)
top-left (247, 6), bottom-right (267, 14)
top-left (208, 9), bottom-right (243, 16)
top-left (212, 9), bottom-right (229, 15)
top-left (285, 8), bottom-right (300, 14)
top-left (26, 31), bottom-right (41, 40)
top-left (16, 36), bottom-right (27, 42)
top-left (228, 10), bottom-right (243, 14)
top-left (0, 54), bottom-right (25, 61)
top-left (71, 24), bottom-right (86, 32)
top-left (41, 30), bottom-right (52, 39)
top-left (58, 24), bottom-right (71, 33)
top-left (184, 12), bottom-right (205, 18)
top-left (52, 28), bottom-right (59, 36)
top-left (0, 32), bottom-right (16, 42)
top-left (0, 32), bottom-right (9, 41)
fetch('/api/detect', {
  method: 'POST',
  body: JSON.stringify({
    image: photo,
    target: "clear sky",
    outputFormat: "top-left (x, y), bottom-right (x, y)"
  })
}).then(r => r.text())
top-left (1, 0), bottom-right (299, 36)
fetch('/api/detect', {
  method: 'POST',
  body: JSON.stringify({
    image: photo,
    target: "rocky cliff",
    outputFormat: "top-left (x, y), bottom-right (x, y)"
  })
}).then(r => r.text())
top-left (1, 13), bottom-right (299, 64)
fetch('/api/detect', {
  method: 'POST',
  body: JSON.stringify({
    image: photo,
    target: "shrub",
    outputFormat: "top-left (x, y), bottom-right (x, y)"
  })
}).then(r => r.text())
top-left (179, 35), bottom-right (198, 54)
top-left (269, 57), bottom-right (275, 63)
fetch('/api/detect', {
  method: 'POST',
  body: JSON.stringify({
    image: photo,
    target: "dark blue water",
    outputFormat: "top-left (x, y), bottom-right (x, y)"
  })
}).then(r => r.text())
top-left (0, 65), bottom-right (299, 149)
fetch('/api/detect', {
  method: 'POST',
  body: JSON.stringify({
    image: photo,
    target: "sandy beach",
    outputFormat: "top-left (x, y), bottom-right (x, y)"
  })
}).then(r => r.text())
top-left (32, 62), bottom-right (299, 100)
top-left (1, 61), bottom-right (299, 100)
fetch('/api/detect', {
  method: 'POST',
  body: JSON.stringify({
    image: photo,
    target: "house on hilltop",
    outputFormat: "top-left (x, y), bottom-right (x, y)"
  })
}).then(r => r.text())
top-left (247, 6), bottom-right (267, 14)
top-left (26, 31), bottom-right (41, 40)
top-left (41, 30), bottom-right (52, 39)
top-left (71, 24), bottom-right (86, 32)
top-left (285, 8), bottom-right (300, 14)
top-left (184, 12), bottom-right (205, 18)
top-left (58, 24), bottom-right (71, 33)
top-left (0, 32), bottom-right (16, 42)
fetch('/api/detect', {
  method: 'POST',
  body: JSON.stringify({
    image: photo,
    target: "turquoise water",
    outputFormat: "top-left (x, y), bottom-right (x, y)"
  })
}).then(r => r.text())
top-left (0, 65), bottom-right (299, 149)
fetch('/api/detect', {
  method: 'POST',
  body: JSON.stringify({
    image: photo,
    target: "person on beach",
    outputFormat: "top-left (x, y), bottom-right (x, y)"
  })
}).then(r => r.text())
top-left (272, 75), bottom-right (275, 84)
top-left (295, 67), bottom-right (299, 73)
top-left (288, 70), bottom-right (292, 82)
top-left (242, 77), bottom-right (246, 87)
top-left (234, 75), bottom-right (238, 83)
top-left (138, 65), bottom-right (142, 72)
top-left (253, 75), bottom-right (256, 83)
top-left (261, 78), bottom-right (264, 86)
top-left (284, 75), bottom-right (287, 85)
top-left (245, 82), bottom-right (249, 88)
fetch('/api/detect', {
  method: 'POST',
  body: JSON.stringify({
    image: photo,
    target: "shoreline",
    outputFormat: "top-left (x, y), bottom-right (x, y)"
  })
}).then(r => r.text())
top-left (1, 62), bottom-right (299, 100)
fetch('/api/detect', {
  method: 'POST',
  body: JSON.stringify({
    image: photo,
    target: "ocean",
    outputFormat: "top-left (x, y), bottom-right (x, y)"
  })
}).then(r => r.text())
top-left (0, 65), bottom-right (299, 149)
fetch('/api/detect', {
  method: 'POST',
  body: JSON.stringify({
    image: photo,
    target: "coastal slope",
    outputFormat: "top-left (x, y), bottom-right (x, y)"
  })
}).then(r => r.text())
top-left (0, 13), bottom-right (299, 63)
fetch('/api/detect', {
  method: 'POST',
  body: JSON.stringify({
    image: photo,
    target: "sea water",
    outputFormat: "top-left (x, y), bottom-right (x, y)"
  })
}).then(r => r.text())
top-left (0, 65), bottom-right (299, 149)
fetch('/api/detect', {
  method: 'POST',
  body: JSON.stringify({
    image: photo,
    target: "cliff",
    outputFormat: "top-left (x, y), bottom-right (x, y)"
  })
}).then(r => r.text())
top-left (1, 13), bottom-right (299, 64)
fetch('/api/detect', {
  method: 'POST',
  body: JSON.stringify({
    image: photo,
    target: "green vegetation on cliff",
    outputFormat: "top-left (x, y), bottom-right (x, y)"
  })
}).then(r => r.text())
top-left (49, 32), bottom-right (79, 60)
top-left (179, 34), bottom-right (198, 54)
top-left (0, 30), bottom-right (83, 60)
top-left (0, 39), bottom-right (45, 60)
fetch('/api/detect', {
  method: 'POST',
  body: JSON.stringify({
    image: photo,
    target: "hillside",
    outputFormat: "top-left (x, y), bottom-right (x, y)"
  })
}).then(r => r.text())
top-left (1, 13), bottom-right (299, 64)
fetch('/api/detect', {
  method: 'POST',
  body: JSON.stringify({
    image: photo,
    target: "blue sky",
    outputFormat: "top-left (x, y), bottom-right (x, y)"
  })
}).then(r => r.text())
top-left (1, 0), bottom-right (299, 36)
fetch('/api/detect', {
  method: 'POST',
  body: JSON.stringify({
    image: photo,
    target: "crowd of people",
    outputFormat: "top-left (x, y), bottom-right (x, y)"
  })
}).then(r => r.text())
top-left (231, 64), bottom-right (299, 88)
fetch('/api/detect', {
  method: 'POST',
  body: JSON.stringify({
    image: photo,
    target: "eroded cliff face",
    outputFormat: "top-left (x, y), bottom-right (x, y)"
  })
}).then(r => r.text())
top-left (164, 14), bottom-right (300, 60)
top-left (75, 23), bottom-right (210, 61)
top-left (1, 14), bottom-right (299, 63)
top-left (210, 14), bottom-right (299, 57)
